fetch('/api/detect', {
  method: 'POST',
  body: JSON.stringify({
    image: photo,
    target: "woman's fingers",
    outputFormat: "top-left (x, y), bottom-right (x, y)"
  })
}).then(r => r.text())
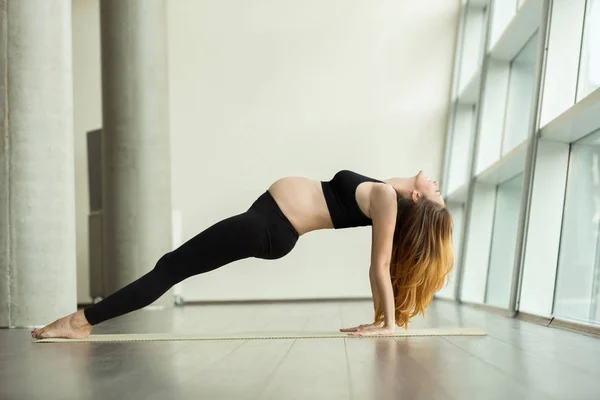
top-left (347, 328), bottom-right (394, 337)
top-left (339, 325), bottom-right (361, 332)
top-left (339, 323), bottom-right (371, 332)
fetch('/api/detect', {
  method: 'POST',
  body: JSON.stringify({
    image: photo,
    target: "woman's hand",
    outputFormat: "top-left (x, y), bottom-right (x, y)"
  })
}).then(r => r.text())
top-left (339, 321), bottom-right (384, 333)
top-left (346, 325), bottom-right (395, 337)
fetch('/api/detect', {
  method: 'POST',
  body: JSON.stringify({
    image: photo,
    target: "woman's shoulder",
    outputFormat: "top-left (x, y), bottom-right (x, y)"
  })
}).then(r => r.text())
top-left (368, 183), bottom-right (398, 227)
top-left (369, 183), bottom-right (397, 203)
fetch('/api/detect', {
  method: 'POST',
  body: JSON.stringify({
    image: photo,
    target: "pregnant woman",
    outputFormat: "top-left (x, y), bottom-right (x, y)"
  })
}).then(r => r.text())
top-left (32, 169), bottom-right (453, 339)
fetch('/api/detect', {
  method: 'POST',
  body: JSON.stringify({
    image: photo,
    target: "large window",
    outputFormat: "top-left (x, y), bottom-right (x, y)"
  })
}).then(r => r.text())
top-left (442, 0), bottom-right (600, 331)
top-left (554, 130), bottom-right (600, 325)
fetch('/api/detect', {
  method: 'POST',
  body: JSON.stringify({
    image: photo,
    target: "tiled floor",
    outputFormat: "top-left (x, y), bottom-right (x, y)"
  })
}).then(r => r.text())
top-left (2, 300), bottom-right (600, 399)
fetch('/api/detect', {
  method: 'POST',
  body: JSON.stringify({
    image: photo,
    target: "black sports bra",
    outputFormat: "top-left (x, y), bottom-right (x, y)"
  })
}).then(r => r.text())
top-left (321, 170), bottom-right (384, 229)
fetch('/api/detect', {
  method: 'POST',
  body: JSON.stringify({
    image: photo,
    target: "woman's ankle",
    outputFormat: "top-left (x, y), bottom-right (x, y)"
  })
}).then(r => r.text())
top-left (72, 309), bottom-right (92, 328)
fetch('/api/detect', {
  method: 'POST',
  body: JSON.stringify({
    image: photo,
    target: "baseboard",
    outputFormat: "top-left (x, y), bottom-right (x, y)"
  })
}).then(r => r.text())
top-left (514, 311), bottom-right (553, 327)
top-left (546, 316), bottom-right (600, 338)
top-left (458, 302), bottom-right (600, 337)
top-left (497, 310), bottom-right (600, 339)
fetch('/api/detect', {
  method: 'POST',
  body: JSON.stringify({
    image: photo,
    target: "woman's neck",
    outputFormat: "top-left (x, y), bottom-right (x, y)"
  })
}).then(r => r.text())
top-left (383, 177), bottom-right (415, 199)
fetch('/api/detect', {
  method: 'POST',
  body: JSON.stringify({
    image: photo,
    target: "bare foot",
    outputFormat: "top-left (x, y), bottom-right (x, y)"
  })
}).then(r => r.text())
top-left (31, 310), bottom-right (93, 340)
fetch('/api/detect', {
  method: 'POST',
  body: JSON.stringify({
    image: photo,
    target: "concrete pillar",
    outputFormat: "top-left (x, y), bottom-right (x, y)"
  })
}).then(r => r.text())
top-left (100, 1), bottom-right (172, 307)
top-left (0, 0), bottom-right (76, 327)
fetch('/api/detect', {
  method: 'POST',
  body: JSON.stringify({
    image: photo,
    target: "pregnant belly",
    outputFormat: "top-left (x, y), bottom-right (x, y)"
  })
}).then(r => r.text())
top-left (268, 177), bottom-right (334, 235)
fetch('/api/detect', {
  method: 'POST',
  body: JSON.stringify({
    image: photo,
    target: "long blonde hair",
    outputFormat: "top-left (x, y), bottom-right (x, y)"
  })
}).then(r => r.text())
top-left (374, 196), bottom-right (454, 328)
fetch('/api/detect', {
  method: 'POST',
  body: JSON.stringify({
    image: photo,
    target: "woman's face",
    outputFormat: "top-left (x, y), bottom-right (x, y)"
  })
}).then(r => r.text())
top-left (414, 170), bottom-right (444, 206)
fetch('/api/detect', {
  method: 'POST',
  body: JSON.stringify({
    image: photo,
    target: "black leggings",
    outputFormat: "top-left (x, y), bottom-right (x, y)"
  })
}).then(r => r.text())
top-left (83, 191), bottom-right (299, 326)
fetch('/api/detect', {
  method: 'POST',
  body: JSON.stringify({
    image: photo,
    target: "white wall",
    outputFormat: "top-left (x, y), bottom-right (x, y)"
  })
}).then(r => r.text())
top-left (72, 0), bottom-right (459, 303)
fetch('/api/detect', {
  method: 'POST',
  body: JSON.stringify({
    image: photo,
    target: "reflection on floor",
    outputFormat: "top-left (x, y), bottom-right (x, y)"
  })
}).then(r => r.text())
top-left (2, 300), bottom-right (600, 400)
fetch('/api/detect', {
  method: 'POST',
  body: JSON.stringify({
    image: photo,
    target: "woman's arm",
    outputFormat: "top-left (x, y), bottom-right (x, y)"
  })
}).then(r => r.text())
top-left (369, 267), bottom-right (380, 316)
top-left (347, 184), bottom-right (398, 336)
top-left (370, 184), bottom-right (397, 327)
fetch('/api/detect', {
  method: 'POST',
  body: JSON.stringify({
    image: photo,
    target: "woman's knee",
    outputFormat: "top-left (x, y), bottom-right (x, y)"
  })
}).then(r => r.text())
top-left (153, 250), bottom-right (197, 285)
top-left (153, 252), bottom-right (178, 279)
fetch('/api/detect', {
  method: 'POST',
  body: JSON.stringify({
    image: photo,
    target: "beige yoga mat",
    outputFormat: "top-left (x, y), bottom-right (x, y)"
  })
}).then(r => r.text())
top-left (34, 328), bottom-right (486, 343)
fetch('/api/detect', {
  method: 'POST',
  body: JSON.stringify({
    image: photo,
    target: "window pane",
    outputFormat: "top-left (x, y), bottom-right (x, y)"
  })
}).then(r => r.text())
top-left (447, 104), bottom-right (475, 193)
top-left (489, 0), bottom-right (517, 50)
top-left (461, 183), bottom-right (497, 303)
top-left (485, 173), bottom-right (523, 308)
top-left (577, 0), bottom-right (600, 101)
top-left (554, 130), bottom-right (600, 325)
top-left (476, 59), bottom-right (510, 174)
top-left (540, 0), bottom-right (586, 127)
top-left (502, 34), bottom-right (538, 155)
top-left (459, 6), bottom-right (486, 93)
